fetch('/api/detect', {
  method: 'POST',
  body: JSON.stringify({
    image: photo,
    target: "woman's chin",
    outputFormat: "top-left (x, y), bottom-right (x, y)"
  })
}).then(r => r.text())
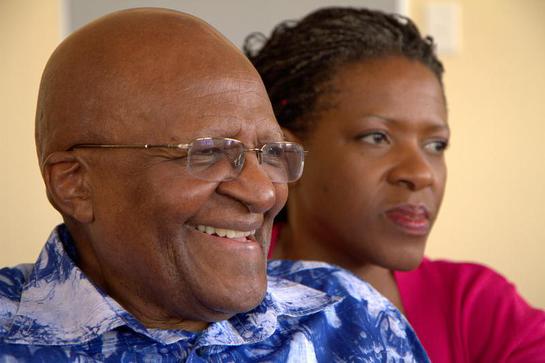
top-left (384, 247), bottom-right (426, 271)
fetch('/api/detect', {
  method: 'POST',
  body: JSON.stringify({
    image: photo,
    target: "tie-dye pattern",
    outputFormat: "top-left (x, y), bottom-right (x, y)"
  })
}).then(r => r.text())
top-left (0, 226), bottom-right (429, 362)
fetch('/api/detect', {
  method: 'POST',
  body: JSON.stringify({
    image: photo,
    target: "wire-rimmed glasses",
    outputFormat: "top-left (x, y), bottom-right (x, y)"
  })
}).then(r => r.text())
top-left (69, 137), bottom-right (305, 183)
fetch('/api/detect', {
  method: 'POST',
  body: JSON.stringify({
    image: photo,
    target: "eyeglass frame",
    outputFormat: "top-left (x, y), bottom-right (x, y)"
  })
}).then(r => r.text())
top-left (67, 137), bottom-right (306, 183)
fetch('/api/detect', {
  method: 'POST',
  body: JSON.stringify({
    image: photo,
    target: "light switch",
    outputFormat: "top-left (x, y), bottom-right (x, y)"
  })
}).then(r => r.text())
top-left (424, 2), bottom-right (462, 55)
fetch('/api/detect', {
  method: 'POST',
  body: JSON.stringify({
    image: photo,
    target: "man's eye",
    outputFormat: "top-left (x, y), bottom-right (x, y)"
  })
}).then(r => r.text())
top-left (424, 140), bottom-right (449, 154)
top-left (196, 147), bottom-right (221, 155)
top-left (190, 148), bottom-right (223, 164)
top-left (265, 145), bottom-right (284, 158)
top-left (359, 132), bottom-right (389, 145)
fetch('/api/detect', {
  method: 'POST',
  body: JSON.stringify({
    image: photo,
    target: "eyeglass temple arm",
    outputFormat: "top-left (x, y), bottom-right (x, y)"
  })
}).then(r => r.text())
top-left (68, 143), bottom-right (190, 151)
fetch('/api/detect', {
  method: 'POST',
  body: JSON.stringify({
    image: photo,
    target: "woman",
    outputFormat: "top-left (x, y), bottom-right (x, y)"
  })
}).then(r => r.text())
top-left (244, 7), bottom-right (545, 362)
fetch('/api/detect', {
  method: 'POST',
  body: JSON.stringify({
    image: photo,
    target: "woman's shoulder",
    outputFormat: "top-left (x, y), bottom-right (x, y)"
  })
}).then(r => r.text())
top-left (414, 256), bottom-right (502, 274)
top-left (417, 257), bottom-right (544, 319)
top-left (397, 257), bottom-right (532, 314)
top-left (398, 257), bottom-right (512, 292)
top-left (396, 258), bottom-right (545, 362)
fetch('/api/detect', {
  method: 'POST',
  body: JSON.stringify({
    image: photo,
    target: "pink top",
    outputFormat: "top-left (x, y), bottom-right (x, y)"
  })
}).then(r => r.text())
top-left (269, 225), bottom-right (545, 361)
top-left (394, 258), bottom-right (545, 362)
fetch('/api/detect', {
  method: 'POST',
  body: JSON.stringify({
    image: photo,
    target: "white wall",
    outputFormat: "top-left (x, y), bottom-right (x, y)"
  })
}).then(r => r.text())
top-left (411, 0), bottom-right (545, 308)
top-left (0, 0), bottom-right (62, 266)
top-left (63, 0), bottom-right (401, 46)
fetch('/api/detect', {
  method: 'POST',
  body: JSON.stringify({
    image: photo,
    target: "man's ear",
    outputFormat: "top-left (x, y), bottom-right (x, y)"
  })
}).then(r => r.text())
top-left (43, 152), bottom-right (94, 224)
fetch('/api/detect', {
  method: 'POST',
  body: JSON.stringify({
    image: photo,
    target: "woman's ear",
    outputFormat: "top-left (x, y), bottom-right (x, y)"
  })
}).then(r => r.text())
top-left (43, 152), bottom-right (94, 224)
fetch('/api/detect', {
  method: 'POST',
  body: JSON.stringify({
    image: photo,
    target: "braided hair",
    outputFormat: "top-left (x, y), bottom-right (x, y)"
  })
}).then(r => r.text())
top-left (244, 7), bottom-right (444, 136)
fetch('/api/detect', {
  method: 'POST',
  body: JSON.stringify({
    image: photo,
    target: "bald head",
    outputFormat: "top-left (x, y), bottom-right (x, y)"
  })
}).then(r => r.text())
top-left (35, 8), bottom-right (257, 168)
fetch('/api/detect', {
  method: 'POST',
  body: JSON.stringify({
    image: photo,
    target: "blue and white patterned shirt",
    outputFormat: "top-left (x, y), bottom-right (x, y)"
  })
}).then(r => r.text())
top-left (0, 225), bottom-right (429, 362)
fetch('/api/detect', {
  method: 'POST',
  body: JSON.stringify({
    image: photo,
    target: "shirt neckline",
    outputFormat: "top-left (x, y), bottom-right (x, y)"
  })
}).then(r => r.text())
top-left (4, 225), bottom-right (339, 347)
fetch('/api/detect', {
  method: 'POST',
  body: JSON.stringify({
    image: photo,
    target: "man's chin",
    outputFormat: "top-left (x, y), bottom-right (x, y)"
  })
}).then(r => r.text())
top-left (205, 283), bottom-right (268, 321)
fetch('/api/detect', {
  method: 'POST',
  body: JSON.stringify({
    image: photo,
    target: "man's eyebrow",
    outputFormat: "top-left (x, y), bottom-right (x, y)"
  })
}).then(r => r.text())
top-left (264, 129), bottom-right (285, 141)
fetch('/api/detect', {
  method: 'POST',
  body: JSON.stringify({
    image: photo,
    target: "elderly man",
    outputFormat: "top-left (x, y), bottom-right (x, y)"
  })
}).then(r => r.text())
top-left (0, 8), bottom-right (428, 362)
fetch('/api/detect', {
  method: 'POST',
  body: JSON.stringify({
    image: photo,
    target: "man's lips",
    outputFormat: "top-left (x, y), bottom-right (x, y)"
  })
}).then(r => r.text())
top-left (384, 204), bottom-right (431, 236)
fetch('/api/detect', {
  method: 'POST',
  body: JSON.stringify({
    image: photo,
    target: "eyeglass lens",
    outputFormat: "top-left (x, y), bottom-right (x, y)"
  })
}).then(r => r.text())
top-left (187, 138), bottom-right (303, 183)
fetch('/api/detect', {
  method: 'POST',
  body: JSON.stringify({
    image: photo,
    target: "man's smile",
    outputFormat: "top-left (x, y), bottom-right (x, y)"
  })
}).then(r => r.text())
top-left (194, 224), bottom-right (256, 241)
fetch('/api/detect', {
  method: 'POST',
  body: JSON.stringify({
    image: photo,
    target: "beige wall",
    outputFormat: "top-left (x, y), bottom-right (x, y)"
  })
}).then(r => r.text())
top-left (1, 1), bottom-right (544, 308)
top-left (0, 0), bottom-right (62, 265)
top-left (411, 0), bottom-right (545, 308)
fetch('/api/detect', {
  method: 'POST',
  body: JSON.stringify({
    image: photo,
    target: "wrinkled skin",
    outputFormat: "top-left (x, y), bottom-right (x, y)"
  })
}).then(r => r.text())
top-left (278, 56), bottom-right (448, 307)
top-left (38, 9), bottom-right (287, 330)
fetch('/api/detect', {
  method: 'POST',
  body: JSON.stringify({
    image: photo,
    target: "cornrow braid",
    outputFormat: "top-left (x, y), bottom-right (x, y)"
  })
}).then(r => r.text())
top-left (243, 7), bottom-right (444, 136)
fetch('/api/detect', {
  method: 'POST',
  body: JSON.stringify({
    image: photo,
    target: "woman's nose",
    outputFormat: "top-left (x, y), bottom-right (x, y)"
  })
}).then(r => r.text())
top-left (386, 147), bottom-right (435, 191)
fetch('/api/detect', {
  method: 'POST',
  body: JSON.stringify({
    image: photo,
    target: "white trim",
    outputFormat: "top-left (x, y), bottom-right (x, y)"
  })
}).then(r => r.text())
top-left (395, 0), bottom-right (410, 16)
top-left (59, 0), bottom-right (71, 38)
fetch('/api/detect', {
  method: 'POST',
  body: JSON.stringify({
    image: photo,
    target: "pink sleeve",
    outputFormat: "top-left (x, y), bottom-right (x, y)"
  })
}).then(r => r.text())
top-left (459, 263), bottom-right (545, 362)
top-left (267, 223), bottom-right (282, 258)
top-left (395, 259), bottom-right (545, 363)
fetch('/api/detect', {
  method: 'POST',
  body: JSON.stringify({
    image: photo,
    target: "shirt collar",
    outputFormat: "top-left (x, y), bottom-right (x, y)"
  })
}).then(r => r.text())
top-left (5, 225), bottom-right (339, 347)
top-left (196, 276), bottom-right (341, 347)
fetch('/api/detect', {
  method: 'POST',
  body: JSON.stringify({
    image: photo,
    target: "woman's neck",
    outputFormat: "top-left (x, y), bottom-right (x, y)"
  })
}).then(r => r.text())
top-left (275, 224), bottom-right (405, 313)
top-left (353, 264), bottom-right (405, 313)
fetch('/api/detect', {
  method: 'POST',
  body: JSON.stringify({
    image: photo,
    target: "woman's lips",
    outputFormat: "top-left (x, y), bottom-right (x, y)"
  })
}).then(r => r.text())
top-left (385, 204), bottom-right (430, 236)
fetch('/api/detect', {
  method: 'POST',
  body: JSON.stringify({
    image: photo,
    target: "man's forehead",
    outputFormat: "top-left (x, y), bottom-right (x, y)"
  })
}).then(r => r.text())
top-left (174, 74), bottom-right (272, 116)
top-left (181, 73), bottom-right (267, 97)
top-left (131, 107), bottom-right (283, 145)
top-left (96, 70), bottom-right (281, 144)
top-left (36, 8), bottom-right (272, 161)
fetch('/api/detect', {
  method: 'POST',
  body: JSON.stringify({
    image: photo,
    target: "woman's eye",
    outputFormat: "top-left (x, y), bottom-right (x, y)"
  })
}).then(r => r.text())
top-left (424, 140), bottom-right (449, 154)
top-left (359, 132), bottom-right (389, 145)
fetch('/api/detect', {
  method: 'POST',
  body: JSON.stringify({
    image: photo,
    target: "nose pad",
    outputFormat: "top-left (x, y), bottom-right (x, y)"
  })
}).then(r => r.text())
top-left (255, 149), bottom-right (263, 164)
top-left (218, 149), bottom-right (277, 214)
top-left (234, 150), bottom-right (263, 172)
top-left (240, 149), bottom-right (268, 182)
top-left (233, 152), bottom-right (245, 169)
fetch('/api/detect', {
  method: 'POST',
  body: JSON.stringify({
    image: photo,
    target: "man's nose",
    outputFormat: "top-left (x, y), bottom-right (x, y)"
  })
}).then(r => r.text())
top-left (386, 147), bottom-right (435, 191)
top-left (217, 153), bottom-right (276, 213)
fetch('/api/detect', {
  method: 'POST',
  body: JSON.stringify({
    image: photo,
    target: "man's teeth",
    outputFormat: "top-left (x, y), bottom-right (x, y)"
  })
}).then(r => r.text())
top-left (196, 225), bottom-right (254, 239)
